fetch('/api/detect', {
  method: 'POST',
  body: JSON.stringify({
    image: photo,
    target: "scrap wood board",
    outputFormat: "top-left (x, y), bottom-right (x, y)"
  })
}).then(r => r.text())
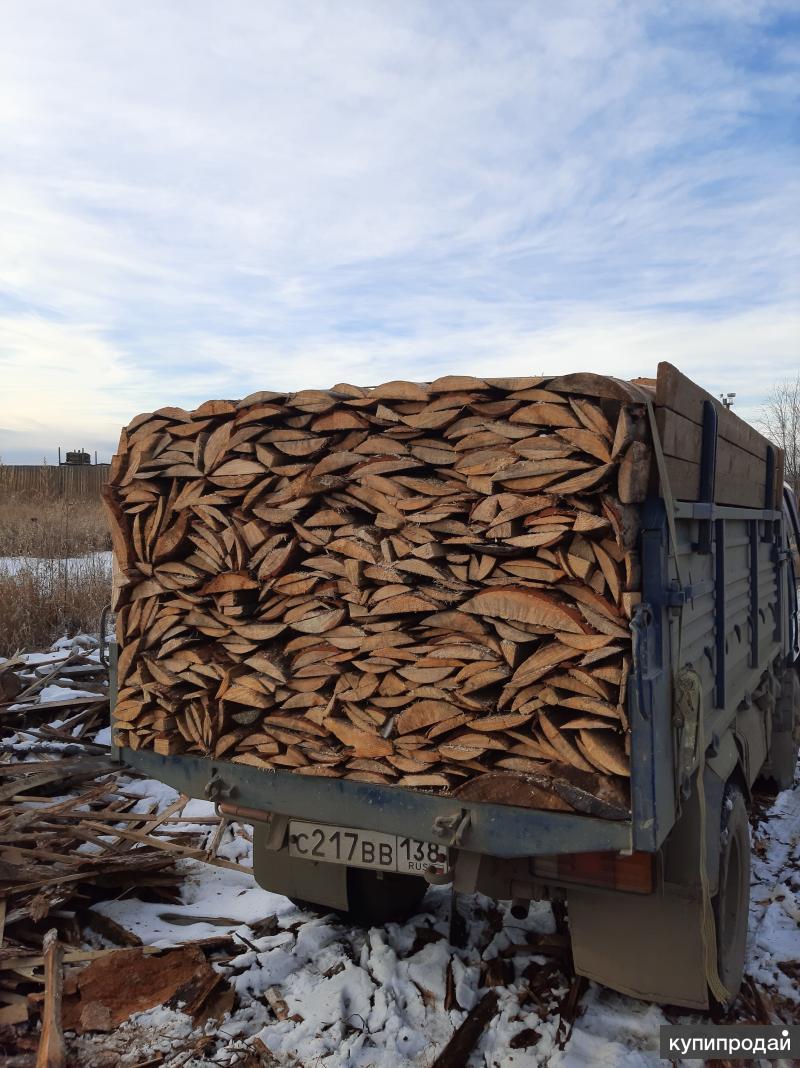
top-left (102, 365), bottom-right (781, 816)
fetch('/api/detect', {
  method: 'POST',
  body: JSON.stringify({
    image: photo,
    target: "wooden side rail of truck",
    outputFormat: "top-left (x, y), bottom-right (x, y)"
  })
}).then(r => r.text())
top-left (109, 391), bottom-right (800, 1011)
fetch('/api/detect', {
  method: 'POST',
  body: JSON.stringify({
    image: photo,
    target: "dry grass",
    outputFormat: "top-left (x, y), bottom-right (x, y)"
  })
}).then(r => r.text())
top-left (0, 489), bottom-right (112, 656)
top-left (0, 490), bottom-right (111, 557)
top-left (0, 556), bottom-right (112, 657)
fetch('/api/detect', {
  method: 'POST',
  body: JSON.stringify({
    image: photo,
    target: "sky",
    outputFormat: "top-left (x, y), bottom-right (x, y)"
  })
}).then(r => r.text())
top-left (1, 1), bottom-right (798, 464)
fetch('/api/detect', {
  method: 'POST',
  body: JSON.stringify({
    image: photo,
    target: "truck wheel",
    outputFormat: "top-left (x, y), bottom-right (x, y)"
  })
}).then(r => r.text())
top-left (291, 868), bottom-right (429, 926)
top-left (345, 868), bottom-right (429, 926)
top-left (712, 784), bottom-right (750, 1005)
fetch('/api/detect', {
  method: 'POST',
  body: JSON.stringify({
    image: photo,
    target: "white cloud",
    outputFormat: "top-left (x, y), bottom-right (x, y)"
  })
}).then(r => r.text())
top-left (5, 301), bottom-right (787, 464)
top-left (0, 0), bottom-right (797, 460)
top-left (195, 301), bottom-right (800, 409)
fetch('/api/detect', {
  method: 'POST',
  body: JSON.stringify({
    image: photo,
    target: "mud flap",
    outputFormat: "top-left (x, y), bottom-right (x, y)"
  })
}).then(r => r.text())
top-left (761, 669), bottom-right (800, 790)
top-left (567, 883), bottom-right (709, 1010)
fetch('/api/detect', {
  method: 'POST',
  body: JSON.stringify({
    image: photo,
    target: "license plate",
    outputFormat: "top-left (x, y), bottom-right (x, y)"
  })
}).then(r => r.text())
top-left (288, 820), bottom-right (449, 876)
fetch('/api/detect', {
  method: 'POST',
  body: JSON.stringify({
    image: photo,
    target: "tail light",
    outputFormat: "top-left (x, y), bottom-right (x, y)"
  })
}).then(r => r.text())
top-left (532, 850), bottom-right (654, 894)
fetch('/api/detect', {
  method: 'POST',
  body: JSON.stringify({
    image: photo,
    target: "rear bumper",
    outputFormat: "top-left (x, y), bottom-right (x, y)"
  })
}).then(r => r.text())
top-left (118, 746), bottom-right (633, 859)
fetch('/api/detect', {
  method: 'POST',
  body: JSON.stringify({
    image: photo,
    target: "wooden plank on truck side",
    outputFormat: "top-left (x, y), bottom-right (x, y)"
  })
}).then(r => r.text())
top-left (656, 362), bottom-right (771, 461)
top-left (660, 456), bottom-right (767, 508)
top-left (775, 449), bottom-right (785, 507)
top-left (656, 409), bottom-right (775, 506)
top-left (656, 407), bottom-right (775, 480)
top-left (655, 364), bottom-right (782, 507)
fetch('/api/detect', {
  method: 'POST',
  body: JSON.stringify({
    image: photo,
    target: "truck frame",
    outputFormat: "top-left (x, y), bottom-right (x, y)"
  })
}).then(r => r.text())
top-left (109, 403), bottom-right (800, 1010)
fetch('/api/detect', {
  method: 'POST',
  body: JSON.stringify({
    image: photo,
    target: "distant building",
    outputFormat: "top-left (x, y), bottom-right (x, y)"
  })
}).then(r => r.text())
top-left (58, 448), bottom-right (99, 466)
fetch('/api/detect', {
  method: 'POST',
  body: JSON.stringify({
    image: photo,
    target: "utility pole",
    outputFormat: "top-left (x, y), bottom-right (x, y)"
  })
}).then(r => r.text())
top-left (719, 392), bottom-right (736, 410)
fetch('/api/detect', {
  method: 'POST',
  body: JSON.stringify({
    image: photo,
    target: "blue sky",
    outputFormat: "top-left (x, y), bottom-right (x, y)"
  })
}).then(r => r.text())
top-left (1, 0), bottom-right (798, 463)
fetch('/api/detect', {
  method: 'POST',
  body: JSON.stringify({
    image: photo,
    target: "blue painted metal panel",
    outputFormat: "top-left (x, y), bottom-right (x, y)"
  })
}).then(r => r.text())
top-left (630, 498), bottom-right (675, 851)
top-left (120, 746), bottom-right (632, 859)
top-left (714, 518), bottom-right (726, 709)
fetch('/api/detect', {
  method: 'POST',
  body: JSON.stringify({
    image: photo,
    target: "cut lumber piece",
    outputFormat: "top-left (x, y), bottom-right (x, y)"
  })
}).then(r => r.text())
top-left (36, 929), bottom-right (66, 1068)
top-left (546, 463), bottom-right (615, 495)
top-left (460, 589), bottom-right (584, 633)
top-left (510, 403), bottom-right (581, 428)
top-left (396, 700), bottom-right (462, 734)
top-left (455, 771), bottom-right (570, 810)
top-left (617, 441), bottom-right (651, 504)
top-left (548, 372), bottom-right (646, 403)
top-left (556, 427), bottom-right (611, 463)
top-left (539, 713), bottom-right (595, 773)
top-left (592, 540), bottom-right (622, 604)
top-left (568, 397), bottom-right (615, 441)
top-left (578, 729), bottom-right (630, 777)
top-left (559, 695), bottom-right (620, 720)
top-left (611, 404), bottom-right (644, 460)
top-left (430, 989), bottom-right (499, 1068)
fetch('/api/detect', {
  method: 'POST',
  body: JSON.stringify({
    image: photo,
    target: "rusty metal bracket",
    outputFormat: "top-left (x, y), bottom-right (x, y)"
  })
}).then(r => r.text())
top-left (217, 802), bottom-right (287, 849)
top-left (431, 809), bottom-right (470, 848)
top-left (204, 771), bottom-right (237, 804)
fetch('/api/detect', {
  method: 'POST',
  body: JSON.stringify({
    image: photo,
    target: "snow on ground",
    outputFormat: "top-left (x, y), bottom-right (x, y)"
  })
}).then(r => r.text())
top-left (1, 633), bottom-right (106, 671)
top-left (93, 724), bottom-right (113, 745)
top-left (0, 551), bottom-right (112, 577)
top-left (38, 683), bottom-right (100, 702)
top-left (75, 764), bottom-right (799, 1068)
top-left (747, 785), bottom-right (800, 1005)
top-left (7, 649), bottom-right (74, 667)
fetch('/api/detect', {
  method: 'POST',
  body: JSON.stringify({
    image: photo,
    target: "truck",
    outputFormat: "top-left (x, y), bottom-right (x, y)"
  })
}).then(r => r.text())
top-left (108, 369), bottom-right (800, 1011)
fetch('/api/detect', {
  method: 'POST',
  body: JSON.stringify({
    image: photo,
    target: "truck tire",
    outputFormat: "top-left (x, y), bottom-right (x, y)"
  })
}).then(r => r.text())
top-left (291, 868), bottom-right (429, 926)
top-left (346, 868), bottom-right (429, 926)
top-left (760, 669), bottom-right (799, 794)
top-left (713, 784), bottom-right (750, 1004)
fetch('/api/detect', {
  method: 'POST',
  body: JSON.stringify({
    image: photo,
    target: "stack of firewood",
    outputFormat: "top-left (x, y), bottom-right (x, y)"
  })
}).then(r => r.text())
top-left (105, 372), bottom-right (657, 811)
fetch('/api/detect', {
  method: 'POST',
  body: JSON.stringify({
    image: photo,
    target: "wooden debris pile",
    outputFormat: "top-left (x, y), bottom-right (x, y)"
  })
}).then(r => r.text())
top-left (104, 370), bottom-right (664, 808)
top-left (0, 740), bottom-right (249, 1033)
top-left (0, 661), bottom-right (25, 705)
top-left (0, 647), bottom-right (108, 736)
top-left (0, 755), bottom-right (175, 1026)
top-left (4, 938), bottom-right (235, 1068)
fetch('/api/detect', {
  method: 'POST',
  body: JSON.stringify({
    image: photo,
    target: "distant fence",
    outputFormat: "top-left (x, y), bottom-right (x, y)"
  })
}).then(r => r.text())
top-left (0, 464), bottom-right (110, 498)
